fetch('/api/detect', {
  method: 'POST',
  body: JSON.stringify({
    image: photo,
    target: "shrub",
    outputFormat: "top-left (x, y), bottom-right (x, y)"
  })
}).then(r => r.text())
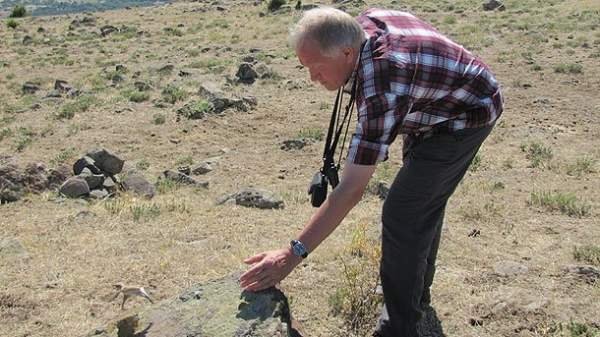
top-left (153, 113), bottom-right (166, 125)
top-left (123, 89), bottom-right (150, 103)
top-left (6, 19), bottom-right (19, 29)
top-left (529, 191), bottom-right (591, 217)
top-left (0, 127), bottom-right (13, 144)
top-left (9, 5), bottom-right (27, 18)
top-left (573, 245), bottom-right (600, 266)
top-left (297, 127), bottom-right (324, 141)
top-left (566, 157), bottom-right (597, 177)
top-left (136, 159), bottom-right (150, 171)
top-left (523, 142), bottom-right (553, 168)
top-left (554, 63), bottom-right (583, 74)
top-left (161, 85), bottom-right (187, 104)
top-left (268, 0), bottom-right (285, 11)
top-left (176, 100), bottom-right (213, 120)
top-left (15, 127), bottom-right (35, 152)
top-left (57, 95), bottom-right (97, 120)
top-left (328, 223), bottom-right (382, 336)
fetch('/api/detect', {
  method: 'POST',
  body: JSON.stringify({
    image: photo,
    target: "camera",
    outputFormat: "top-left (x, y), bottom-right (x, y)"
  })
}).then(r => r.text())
top-left (308, 160), bottom-right (339, 207)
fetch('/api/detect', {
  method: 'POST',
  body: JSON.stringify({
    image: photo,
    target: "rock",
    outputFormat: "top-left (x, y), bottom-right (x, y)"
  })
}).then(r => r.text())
top-left (0, 238), bottom-right (29, 259)
top-left (197, 82), bottom-right (254, 114)
top-left (54, 79), bottom-right (72, 93)
top-left (0, 164), bottom-right (24, 203)
top-left (89, 189), bottom-right (109, 199)
top-left (73, 156), bottom-right (101, 175)
top-left (178, 70), bottom-right (192, 77)
top-left (84, 275), bottom-right (301, 337)
top-left (45, 89), bottom-right (62, 98)
top-left (78, 168), bottom-right (105, 190)
top-left (0, 183), bottom-right (22, 204)
top-left (122, 171), bottom-right (156, 199)
top-left (22, 35), bottom-right (33, 45)
top-left (218, 188), bottom-right (284, 209)
top-left (111, 73), bottom-right (126, 84)
top-left (280, 138), bottom-right (313, 151)
top-left (242, 55), bottom-right (256, 63)
top-left (47, 165), bottom-right (71, 189)
top-left (115, 64), bottom-right (127, 73)
top-left (482, 0), bottom-right (505, 11)
top-left (59, 177), bottom-right (90, 198)
top-left (236, 62), bottom-right (258, 84)
top-left (103, 176), bottom-right (118, 192)
top-left (162, 170), bottom-right (209, 188)
top-left (23, 162), bottom-right (49, 193)
top-left (100, 25), bottom-right (118, 37)
top-left (158, 64), bottom-right (175, 75)
top-left (86, 149), bottom-right (125, 175)
top-left (22, 82), bottom-right (41, 94)
top-left (564, 264), bottom-right (600, 282)
top-left (493, 261), bottom-right (528, 277)
top-left (191, 162), bottom-right (213, 175)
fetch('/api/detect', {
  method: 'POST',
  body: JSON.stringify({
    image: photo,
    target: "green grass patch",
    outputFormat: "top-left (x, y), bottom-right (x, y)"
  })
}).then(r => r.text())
top-left (574, 245), bottom-right (600, 267)
top-left (50, 147), bottom-right (77, 167)
top-left (554, 63), bottom-right (583, 74)
top-left (522, 142), bottom-right (553, 168)
top-left (529, 191), bottom-right (591, 218)
top-left (297, 127), bottom-right (324, 141)
top-left (161, 84), bottom-right (188, 104)
top-left (122, 89), bottom-right (150, 103)
top-left (567, 157), bottom-right (597, 177)
top-left (153, 113), bottom-right (166, 125)
top-left (14, 127), bottom-right (35, 152)
top-left (130, 203), bottom-right (160, 222)
top-left (57, 95), bottom-right (97, 120)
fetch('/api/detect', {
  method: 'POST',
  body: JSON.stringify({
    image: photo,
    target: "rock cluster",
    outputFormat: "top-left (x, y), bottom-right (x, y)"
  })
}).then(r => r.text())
top-left (1, 160), bottom-right (70, 204)
top-left (59, 149), bottom-right (124, 199)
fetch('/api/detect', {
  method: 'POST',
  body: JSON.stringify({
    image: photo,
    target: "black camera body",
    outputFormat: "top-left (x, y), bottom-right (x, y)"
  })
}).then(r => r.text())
top-left (308, 160), bottom-right (339, 207)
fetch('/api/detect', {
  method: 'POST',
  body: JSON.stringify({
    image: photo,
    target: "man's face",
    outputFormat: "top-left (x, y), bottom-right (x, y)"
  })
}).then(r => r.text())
top-left (296, 39), bottom-right (355, 91)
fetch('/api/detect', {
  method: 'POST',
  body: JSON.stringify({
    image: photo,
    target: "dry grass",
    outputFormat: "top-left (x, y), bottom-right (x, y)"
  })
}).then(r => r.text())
top-left (1, 0), bottom-right (600, 337)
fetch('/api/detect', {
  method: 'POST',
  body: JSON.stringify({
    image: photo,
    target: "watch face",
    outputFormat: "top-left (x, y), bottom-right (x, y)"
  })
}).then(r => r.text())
top-left (291, 240), bottom-right (307, 257)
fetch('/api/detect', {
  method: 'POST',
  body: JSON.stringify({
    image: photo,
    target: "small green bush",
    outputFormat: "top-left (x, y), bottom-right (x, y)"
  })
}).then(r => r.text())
top-left (554, 63), bottom-right (583, 74)
top-left (0, 128), bottom-right (13, 142)
top-left (529, 191), bottom-right (591, 217)
top-left (176, 100), bottom-right (213, 120)
top-left (9, 5), bottom-right (27, 18)
top-left (573, 245), bottom-right (600, 266)
top-left (6, 19), bottom-right (19, 29)
top-left (15, 127), bottom-right (35, 152)
top-left (123, 89), bottom-right (150, 103)
top-left (297, 128), bottom-right (324, 141)
top-left (153, 113), bottom-right (166, 125)
top-left (161, 85), bottom-right (187, 104)
top-left (567, 157), bottom-right (597, 177)
top-left (57, 95), bottom-right (97, 120)
top-left (523, 142), bottom-right (553, 168)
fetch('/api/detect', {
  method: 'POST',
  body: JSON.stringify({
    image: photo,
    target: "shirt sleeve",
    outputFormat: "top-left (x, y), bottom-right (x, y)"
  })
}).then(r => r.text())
top-left (346, 91), bottom-right (400, 165)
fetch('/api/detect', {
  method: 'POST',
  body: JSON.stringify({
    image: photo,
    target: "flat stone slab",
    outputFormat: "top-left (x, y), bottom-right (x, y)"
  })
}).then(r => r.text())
top-left (86, 275), bottom-right (301, 337)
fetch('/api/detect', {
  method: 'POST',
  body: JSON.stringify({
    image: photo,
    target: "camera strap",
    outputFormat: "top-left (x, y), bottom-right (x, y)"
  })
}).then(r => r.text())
top-left (320, 73), bottom-right (358, 187)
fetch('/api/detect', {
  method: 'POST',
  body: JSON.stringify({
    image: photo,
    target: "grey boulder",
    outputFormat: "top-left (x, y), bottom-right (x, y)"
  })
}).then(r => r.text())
top-left (59, 177), bottom-right (90, 198)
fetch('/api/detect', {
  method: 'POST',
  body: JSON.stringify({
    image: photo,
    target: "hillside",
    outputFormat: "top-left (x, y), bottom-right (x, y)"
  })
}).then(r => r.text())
top-left (1, 0), bottom-right (599, 336)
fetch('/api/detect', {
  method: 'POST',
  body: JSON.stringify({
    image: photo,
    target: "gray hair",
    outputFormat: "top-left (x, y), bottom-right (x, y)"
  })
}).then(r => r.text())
top-left (289, 7), bottom-right (365, 57)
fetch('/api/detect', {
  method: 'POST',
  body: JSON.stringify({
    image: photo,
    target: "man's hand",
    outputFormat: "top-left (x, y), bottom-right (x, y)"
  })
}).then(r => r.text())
top-left (239, 248), bottom-right (302, 292)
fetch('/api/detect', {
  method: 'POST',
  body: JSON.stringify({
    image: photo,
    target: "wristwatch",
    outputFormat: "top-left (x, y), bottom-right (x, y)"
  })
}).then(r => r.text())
top-left (290, 239), bottom-right (309, 259)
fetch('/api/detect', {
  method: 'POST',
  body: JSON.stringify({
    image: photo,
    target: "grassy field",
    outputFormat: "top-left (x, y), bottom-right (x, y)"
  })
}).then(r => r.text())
top-left (1, 0), bottom-right (599, 336)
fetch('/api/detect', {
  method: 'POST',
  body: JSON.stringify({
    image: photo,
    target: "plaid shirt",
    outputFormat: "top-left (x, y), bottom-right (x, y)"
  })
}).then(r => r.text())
top-left (347, 8), bottom-right (503, 165)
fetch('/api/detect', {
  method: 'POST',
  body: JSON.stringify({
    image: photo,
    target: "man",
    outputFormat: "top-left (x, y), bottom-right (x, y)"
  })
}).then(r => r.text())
top-left (240, 7), bottom-right (503, 337)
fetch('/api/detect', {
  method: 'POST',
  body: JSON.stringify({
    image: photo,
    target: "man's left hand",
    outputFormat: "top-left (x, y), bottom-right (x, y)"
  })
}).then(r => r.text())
top-left (239, 248), bottom-right (302, 292)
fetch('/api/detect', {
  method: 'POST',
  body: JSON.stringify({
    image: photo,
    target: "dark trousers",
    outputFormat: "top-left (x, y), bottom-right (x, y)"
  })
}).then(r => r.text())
top-left (376, 125), bottom-right (494, 337)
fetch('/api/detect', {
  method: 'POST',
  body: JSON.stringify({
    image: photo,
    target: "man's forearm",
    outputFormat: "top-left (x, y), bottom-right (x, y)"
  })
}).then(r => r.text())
top-left (296, 179), bottom-right (366, 254)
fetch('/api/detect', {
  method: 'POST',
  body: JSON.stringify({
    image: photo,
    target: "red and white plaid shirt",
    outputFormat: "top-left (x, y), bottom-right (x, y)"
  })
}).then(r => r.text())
top-left (347, 8), bottom-right (503, 165)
